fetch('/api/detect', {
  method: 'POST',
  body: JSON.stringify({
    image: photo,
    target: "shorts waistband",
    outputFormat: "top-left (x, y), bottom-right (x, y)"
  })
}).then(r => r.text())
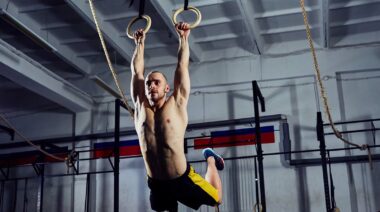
top-left (147, 163), bottom-right (191, 182)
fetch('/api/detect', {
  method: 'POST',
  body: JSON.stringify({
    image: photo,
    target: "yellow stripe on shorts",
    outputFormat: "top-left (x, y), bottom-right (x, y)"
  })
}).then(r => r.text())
top-left (188, 166), bottom-right (219, 202)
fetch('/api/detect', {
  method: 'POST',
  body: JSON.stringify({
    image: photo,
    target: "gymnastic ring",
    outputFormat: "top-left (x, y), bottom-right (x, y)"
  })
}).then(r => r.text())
top-left (253, 203), bottom-right (263, 212)
top-left (126, 15), bottom-right (152, 39)
top-left (333, 207), bottom-right (340, 212)
top-left (172, 6), bottom-right (202, 29)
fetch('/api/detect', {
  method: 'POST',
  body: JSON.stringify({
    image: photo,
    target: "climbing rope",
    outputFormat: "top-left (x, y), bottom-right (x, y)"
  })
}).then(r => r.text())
top-left (0, 114), bottom-right (79, 172)
top-left (0, 114), bottom-right (65, 162)
top-left (299, 0), bottom-right (372, 168)
top-left (88, 0), bottom-right (134, 117)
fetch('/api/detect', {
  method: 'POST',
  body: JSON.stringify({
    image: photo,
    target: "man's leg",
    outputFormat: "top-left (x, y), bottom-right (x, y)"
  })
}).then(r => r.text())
top-left (203, 148), bottom-right (224, 203)
top-left (205, 156), bottom-right (223, 203)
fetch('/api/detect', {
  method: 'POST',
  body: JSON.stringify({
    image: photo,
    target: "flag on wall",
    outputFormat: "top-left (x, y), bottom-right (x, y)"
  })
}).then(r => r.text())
top-left (193, 126), bottom-right (275, 149)
top-left (93, 139), bottom-right (141, 158)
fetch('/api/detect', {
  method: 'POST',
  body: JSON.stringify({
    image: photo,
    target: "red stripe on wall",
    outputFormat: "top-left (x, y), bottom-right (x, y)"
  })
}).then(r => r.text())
top-left (194, 132), bottom-right (275, 149)
top-left (94, 146), bottom-right (141, 158)
top-left (0, 153), bottom-right (67, 167)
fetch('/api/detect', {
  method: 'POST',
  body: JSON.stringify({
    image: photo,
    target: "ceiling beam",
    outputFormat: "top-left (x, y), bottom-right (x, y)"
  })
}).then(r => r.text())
top-left (103, 12), bottom-right (137, 22)
top-left (236, 0), bottom-right (264, 54)
top-left (329, 0), bottom-right (380, 10)
top-left (0, 34), bottom-right (16, 40)
top-left (60, 37), bottom-right (97, 45)
top-left (65, 0), bottom-right (135, 63)
top-left (149, 0), bottom-right (202, 62)
top-left (194, 33), bottom-right (244, 43)
top-left (256, 6), bottom-right (315, 19)
top-left (19, 48), bottom-right (43, 54)
top-left (184, 0), bottom-right (234, 8)
top-left (40, 22), bottom-right (75, 30)
top-left (76, 51), bottom-right (103, 58)
top-left (260, 25), bottom-right (318, 35)
top-left (199, 15), bottom-right (242, 27)
top-left (330, 15), bottom-right (380, 27)
top-left (0, 6), bottom-right (91, 75)
top-left (0, 40), bottom-right (93, 112)
top-left (18, 5), bottom-right (59, 13)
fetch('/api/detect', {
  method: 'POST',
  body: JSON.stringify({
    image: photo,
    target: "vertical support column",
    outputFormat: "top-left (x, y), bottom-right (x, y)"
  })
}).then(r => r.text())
top-left (0, 181), bottom-right (4, 211)
top-left (84, 174), bottom-right (91, 212)
top-left (38, 166), bottom-right (45, 212)
top-left (12, 180), bottom-right (17, 212)
top-left (114, 99), bottom-right (121, 212)
top-left (70, 112), bottom-right (76, 212)
top-left (252, 81), bottom-right (266, 212)
top-left (316, 112), bottom-right (331, 212)
top-left (254, 156), bottom-right (260, 211)
top-left (35, 146), bottom-right (46, 212)
top-left (184, 139), bottom-right (188, 154)
top-left (370, 121), bottom-right (376, 145)
top-left (23, 178), bottom-right (28, 212)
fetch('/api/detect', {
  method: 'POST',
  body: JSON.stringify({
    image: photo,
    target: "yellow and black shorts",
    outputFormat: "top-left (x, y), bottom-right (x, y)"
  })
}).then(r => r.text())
top-left (147, 164), bottom-right (219, 211)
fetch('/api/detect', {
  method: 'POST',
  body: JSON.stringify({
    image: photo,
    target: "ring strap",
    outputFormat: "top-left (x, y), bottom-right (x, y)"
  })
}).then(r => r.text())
top-left (139, 0), bottom-right (145, 18)
top-left (184, 0), bottom-right (189, 10)
top-left (126, 0), bottom-right (151, 39)
top-left (129, 0), bottom-right (146, 18)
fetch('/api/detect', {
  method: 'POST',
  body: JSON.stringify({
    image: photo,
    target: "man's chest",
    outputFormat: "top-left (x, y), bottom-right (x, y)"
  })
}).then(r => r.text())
top-left (144, 107), bottom-right (182, 131)
top-left (137, 98), bottom-right (184, 130)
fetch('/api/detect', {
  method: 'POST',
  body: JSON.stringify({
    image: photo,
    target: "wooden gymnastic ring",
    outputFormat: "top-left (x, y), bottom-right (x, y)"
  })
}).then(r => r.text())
top-left (126, 15), bottom-right (151, 39)
top-left (172, 6), bottom-right (201, 29)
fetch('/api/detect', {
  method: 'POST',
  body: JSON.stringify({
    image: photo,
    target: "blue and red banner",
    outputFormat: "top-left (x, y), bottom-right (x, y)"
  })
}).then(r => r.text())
top-left (93, 126), bottom-right (275, 157)
top-left (93, 139), bottom-right (141, 158)
top-left (194, 126), bottom-right (275, 149)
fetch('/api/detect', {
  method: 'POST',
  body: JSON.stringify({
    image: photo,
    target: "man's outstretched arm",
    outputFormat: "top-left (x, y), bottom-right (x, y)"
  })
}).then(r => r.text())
top-left (130, 29), bottom-right (146, 105)
top-left (173, 22), bottom-right (191, 106)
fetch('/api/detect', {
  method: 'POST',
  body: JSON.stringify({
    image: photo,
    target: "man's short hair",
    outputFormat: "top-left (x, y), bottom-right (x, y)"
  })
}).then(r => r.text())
top-left (146, 71), bottom-right (168, 83)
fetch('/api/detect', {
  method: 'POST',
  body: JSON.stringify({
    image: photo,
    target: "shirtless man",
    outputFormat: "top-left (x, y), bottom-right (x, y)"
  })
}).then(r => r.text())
top-left (130, 22), bottom-right (225, 211)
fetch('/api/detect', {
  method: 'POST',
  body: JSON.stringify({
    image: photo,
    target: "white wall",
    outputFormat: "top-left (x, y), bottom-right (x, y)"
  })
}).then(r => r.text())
top-left (1, 44), bottom-right (380, 212)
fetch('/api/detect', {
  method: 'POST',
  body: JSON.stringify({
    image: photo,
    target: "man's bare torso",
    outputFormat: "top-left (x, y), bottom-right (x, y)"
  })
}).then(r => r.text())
top-left (135, 96), bottom-right (188, 179)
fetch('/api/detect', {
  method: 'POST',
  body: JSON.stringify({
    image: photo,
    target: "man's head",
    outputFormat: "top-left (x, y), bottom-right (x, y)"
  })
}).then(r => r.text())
top-left (145, 71), bottom-right (170, 105)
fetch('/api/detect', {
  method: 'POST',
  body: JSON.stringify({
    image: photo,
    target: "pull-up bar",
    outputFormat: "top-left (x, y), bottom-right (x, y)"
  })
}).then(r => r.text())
top-left (252, 80), bottom-right (266, 212)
